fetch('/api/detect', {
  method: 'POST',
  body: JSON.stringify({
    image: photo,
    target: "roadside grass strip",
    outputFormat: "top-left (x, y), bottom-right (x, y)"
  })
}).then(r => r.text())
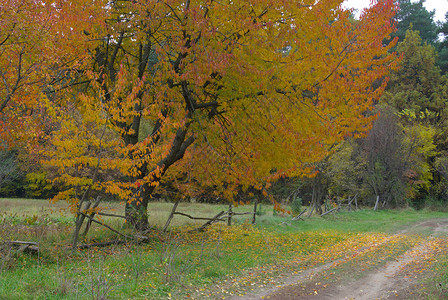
top-left (397, 237), bottom-right (448, 298)
top-left (0, 224), bottom-right (387, 299)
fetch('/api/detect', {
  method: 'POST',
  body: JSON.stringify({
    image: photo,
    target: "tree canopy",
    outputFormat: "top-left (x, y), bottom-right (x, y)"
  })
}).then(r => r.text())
top-left (393, 0), bottom-right (438, 44)
top-left (1, 0), bottom-right (399, 228)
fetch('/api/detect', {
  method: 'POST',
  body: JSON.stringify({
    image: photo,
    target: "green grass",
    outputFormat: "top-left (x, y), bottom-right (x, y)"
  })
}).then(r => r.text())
top-left (260, 208), bottom-right (448, 234)
top-left (0, 198), bottom-right (447, 299)
top-left (0, 198), bottom-right (270, 228)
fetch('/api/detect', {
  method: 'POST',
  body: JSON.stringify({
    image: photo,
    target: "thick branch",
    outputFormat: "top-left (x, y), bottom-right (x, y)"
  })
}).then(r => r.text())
top-left (193, 101), bottom-right (219, 110)
top-left (80, 212), bottom-right (133, 239)
top-left (97, 212), bottom-right (127, 219)
top-left (0, 50), bottom-right (23, 113)
top-left (108, 31), bottom-right (125, 82)
top-left (173, 211), bottom-right (226, 221)
top-left (138, 34), bottom-right (152, 78)
top-left (320, 207), bottom-right (338, 217)
top-left (157, 121), bottom-right (194, 171)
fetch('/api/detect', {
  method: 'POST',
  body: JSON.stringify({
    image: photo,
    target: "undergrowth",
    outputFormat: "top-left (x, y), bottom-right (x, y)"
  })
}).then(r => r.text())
top-left (0, 199), bottom-right (447, 299)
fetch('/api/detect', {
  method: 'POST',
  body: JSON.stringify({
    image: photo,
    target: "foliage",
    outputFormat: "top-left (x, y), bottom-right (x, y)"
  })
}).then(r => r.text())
top-left (392, 0), bottom-right (438, 45)
top-left (0, 144), bottom-right (57, 199)
top-left (0, 0), bottom-right (88, 147)
top-left (0, 149), bottom-right (21, 195)
top-left (25, 172), bottom-right (58, 199)
top-left (436, 12), bottom-right (448, 74)
top-left (381, 29), bottom-right (448, 205)
top-left (0, 0), bottom-right (41, 137)
top-left (290, 196), bottom-right (302, 216)
top-left (382, 30), bottom-right (447, 121)
top-left (384, 30), bottom-right (448, 152)
top-left (401, 122), bottom-right (437, 197)
top-left (327, 140), bottom-right (365, 199)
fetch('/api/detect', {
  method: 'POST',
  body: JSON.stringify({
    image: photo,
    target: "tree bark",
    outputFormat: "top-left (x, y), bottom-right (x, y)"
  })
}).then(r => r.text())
top-left (252, 198), bottom-right (258, 224)
top-left (125, 186), bottom-right (151, 230)
top-left (124, 127), bottom-right (194, 230)
top-left (228, 204), bottom-right (233, 226)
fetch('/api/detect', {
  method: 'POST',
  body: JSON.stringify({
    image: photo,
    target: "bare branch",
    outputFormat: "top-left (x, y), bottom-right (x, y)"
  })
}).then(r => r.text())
top-left (80, 212), bottom-right (133, 239)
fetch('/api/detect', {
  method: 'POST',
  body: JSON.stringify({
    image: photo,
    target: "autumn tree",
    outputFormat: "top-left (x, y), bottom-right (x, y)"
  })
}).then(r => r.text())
top-left (401, 118), bottom-right (437, 205)
top-left (0, 0), bottom-right (108, 192)
top-left (36, 0), bottom-right (399, 230)
top-left (0, 0), bottom-right (55, 145)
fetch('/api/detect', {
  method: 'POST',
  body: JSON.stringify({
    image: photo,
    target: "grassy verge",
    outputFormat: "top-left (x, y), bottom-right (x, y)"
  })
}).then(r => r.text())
top-left (404, 237), bottom-right (448, 299)
top-left (0, 198), bottom-right (447, 299)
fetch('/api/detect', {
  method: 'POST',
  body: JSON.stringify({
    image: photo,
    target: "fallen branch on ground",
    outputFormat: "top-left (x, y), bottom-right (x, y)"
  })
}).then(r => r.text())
top-left (76, 240), bottom-right (128, 249)
top-left (174, 212), bottom-right (226, 222)
top-left (4, 241), bottom-right (39, 254)
top-left (79, 212), bottom-right (144, 241)
top-left (320, 207), bottom-right (338, 217)
top-left (191, 211), bottom-right (226, 232)
top-left (292, 208), bottom-right (308, 221)
top-left (280, 208), bottom-right (308, 226)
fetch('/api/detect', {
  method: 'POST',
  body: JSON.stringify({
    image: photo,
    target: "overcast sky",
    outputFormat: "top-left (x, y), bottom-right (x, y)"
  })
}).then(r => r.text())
top-left (343, 0), bottom-right (448, 22)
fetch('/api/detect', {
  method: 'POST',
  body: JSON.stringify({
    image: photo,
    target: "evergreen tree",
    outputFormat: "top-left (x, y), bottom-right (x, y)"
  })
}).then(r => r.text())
top-left (436, 12), bottom-right (448, 73)
top-left (393, 0), bottom-right (438, 44)
top-left (382, 30), bottom-right (448, 134)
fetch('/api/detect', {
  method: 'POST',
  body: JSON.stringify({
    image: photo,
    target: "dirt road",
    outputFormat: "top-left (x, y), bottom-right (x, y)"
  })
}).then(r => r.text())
top-left (231, 219), bottom-right (448, 300)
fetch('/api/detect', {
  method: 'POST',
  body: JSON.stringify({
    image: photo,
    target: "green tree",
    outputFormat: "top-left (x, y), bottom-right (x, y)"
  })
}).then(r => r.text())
top-left (327, 140), bottom-right (365, 200)
top-left (381, 29), bottom-right (445, 205)
top-left (436, 12), bottom-right (448, 74)
top-left (401, 121), bottom-right (437, 203)
top-left (0, 148), bottom-right (22, 197)
top-left (393, 0), bottom-right (438, 44)
top-left (382, 30), bottom-right (448, 150)
top-left (26, 0), bottom-right (398, 231)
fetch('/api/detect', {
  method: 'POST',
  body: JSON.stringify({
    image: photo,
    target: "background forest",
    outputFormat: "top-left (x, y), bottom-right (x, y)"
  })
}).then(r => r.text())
top-left (1, 0), bottom-right (448, 217)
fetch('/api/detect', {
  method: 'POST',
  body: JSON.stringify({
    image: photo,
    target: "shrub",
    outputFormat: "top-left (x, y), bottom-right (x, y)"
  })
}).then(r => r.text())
top-left (290, 196), bottom-right (302, 216)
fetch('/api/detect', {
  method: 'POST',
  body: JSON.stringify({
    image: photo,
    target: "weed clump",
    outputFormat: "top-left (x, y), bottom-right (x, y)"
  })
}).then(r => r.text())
top-left (290, 196), bottom-right (302, 216)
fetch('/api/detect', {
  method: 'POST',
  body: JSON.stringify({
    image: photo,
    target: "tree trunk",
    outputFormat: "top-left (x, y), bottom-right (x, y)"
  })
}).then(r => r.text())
top-left (227, 204), bottom-right (233, 226)
top-left (252, 198), bottom-right (258, 224)
top-left (125, 184), bottom-right (153, 230)
top-left (312, 185), bottom-right (323, 216)
top-left (125, 198), bottom-right (149, 230)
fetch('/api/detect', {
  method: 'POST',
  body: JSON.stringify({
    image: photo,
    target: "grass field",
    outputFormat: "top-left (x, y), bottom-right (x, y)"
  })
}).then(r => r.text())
top-left (0, 198), bottom-right (447, 299)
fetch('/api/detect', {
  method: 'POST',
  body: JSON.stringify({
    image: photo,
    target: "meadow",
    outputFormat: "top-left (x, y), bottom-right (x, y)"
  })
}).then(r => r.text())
top-left (1, 198), bottom-right (447, 299)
